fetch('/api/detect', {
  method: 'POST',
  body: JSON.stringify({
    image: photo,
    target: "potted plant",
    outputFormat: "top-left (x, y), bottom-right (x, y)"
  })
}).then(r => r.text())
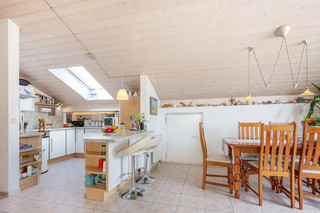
top-left (135, 113), bottom-right (147, 130)
top-left (303, 83), bottom-right (320, 120)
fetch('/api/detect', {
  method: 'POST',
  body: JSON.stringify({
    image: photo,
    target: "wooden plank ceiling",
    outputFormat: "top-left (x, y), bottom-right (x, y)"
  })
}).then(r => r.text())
top-left (1, 0), bottom-right (320, 105)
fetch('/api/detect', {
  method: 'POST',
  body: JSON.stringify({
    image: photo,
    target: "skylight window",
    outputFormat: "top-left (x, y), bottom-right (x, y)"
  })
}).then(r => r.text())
top-left (48, 66), bottom-right (113, 101)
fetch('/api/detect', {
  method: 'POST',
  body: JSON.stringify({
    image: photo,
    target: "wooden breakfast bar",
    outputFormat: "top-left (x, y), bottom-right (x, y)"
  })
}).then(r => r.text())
top-left (83, 130), bottom-right (151, 201)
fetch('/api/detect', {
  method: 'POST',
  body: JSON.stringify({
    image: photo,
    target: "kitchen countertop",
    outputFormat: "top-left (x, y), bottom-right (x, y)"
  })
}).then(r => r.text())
top-left (83, 130), bottom-right (152, 143)
top-left (20, 132), bottom-right (43, 138)
top-left (27, 127), bottom-right (105, 132)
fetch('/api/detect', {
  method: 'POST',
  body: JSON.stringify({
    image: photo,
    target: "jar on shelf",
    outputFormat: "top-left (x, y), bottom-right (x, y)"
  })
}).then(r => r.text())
top-left (101, 145), bottom-right (106, 155)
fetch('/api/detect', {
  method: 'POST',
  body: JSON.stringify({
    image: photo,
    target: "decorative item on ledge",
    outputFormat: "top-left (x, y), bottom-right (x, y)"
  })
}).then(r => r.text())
top-left (161, 97), bottom-right (309, 108)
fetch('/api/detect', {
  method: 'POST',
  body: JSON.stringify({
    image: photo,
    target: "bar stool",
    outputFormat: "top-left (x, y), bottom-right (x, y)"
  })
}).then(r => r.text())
top-left (118, 136), bottom-right (152, 200)
top-left (137, 136), bottom-right (161, 184)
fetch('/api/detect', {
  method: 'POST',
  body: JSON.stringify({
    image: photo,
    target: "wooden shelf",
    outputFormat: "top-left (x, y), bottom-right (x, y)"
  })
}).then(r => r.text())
top-left (19, 148), bottom-right (41, 154)
top-left (20, 160), bottom-right (41, 168)
top-left (86, 184), bottom-right (107, 191)
top-left (20, 172), bottom-right (40, 181)
top-left (85, 166), bottom-right (107, 174)
top-left (35, 102), bottom-right (61, 107)
top-left (85, 151), bottom-right (107, 158)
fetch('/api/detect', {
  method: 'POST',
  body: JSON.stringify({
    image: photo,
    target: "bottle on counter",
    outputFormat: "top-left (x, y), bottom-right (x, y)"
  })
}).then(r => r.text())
top-left (120, 123), bottom-right (125, 134)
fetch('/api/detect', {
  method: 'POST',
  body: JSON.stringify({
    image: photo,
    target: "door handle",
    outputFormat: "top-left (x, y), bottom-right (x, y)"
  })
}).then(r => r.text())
top-left (51, 139), bottom-right (53, 152)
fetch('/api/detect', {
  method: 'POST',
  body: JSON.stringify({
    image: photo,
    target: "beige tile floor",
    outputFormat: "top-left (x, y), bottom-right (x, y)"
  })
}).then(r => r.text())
top-left (0, 158), bottom-right (319, 212)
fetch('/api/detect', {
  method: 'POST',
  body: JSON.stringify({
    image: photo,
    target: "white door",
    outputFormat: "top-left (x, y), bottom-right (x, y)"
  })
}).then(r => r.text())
top-left (75, 129), bottom-right (84, 153)
top-left (66, 129), bottom-right (75, 155)
top-left (166, 113), bottom-right (203, 164)
top-left (50, 130), bottom-right (66, 159)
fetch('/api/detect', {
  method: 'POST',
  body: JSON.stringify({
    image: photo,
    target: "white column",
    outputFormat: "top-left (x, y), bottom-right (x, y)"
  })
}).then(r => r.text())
top-left (0, 19), bottom-right (20, 195)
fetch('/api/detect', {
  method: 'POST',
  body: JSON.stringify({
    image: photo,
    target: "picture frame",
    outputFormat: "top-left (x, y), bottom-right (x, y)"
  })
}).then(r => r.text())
top-left (150, 96), bottom-right (158, 115)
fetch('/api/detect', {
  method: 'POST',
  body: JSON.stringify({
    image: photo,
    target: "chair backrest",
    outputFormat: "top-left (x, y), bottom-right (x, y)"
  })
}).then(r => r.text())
top-left (299, 123), bottom-right (320, 173)
top-left (259, 123), bottom-right (298, 174)
top-left (238, 121), bottom-right (261, 139)
top-left (269, 122), bottom-right (294, 125)
top-left (199, 122), bottom-right (207, 159)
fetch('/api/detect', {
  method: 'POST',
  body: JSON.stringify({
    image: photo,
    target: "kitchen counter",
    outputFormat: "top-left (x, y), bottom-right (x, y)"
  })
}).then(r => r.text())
top-left (20, 132), bottom-right (43, 138)
top-left (27, 127), bottom-right (105, 132)
top-left (83, 130), bottom-right (152, 143)
top-left (83, 129), bottom-right (153, 201)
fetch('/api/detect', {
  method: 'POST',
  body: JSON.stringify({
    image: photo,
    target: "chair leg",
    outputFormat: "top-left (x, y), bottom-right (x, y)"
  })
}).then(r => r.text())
top-left (244, 166), bottom-right (249, 192)
top-left (202, 163), bottom-right (207, 189)
top-left (271, 176), bottom-right (275, 190)
top-left (228, 166), bottom-right (233, 194)
top-left (298, 175), bottom-right (303, 210)
top-left (290, 176), bottom-right (295, 209)
top-left (258, 173), bottom-right (263, 206)
top-left (312, 179), bottom-right (317, 195)
top-left (240, 160), bottom-right (245, 187)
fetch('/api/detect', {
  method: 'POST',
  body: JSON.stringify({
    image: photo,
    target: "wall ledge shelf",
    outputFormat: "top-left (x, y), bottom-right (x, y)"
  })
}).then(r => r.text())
top-left (35, 102), bottom-right (61, 107)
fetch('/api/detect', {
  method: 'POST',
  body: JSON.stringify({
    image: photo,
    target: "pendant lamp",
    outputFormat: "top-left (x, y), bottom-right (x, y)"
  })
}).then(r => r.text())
top-left (300, 40), bottom-right (314, 95)
top-left (245, 47), bottom-right (254, 100)
top-left (116, 74), bottom-right (128, 100)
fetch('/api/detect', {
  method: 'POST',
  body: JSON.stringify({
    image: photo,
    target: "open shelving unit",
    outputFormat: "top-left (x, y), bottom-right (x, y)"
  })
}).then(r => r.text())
top-left (19, 135), bottom-right (42, 191)
top-left (85, 142), bottom-right (109, 201)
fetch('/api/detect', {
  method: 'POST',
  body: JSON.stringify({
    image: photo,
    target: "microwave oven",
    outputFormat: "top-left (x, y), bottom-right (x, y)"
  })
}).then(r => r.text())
top-left (104, 117), bottom-right (114, 127)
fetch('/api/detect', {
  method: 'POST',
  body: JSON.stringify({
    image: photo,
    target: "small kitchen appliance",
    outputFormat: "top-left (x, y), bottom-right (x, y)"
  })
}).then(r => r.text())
top-left (104, 117), bottom-right (114, 127)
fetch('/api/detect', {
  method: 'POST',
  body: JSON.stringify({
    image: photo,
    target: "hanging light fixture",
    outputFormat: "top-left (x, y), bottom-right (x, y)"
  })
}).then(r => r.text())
top-left (300, 40), bottom-right (314, 95)
top-left (116, 74), bottom-right (128, 100)
top-left (245, 47), bottom-right (254, 100)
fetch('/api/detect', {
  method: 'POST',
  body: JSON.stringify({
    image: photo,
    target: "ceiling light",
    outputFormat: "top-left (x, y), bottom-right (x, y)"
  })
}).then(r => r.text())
top-left (245, 94), bottom-right (253, 100)
top-left (300, 40), bottom-right (314, 96)
top-left (245, 47), bottom-right (254, 100)
top-left (117, 74), bottom-right (128, 100)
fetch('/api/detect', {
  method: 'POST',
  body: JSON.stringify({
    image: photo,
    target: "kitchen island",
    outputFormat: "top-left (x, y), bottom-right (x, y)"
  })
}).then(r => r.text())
top-left (83, 130), bottom-right (152, 201)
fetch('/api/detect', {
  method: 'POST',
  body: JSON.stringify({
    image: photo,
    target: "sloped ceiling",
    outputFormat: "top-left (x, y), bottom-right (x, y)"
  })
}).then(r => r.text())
top-left (1, 0), bottom-right (320, 105)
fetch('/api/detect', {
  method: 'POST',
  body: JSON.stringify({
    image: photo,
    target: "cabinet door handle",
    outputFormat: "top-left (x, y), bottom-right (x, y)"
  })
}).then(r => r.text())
top-left (51, 139), bottom-right (53, 152)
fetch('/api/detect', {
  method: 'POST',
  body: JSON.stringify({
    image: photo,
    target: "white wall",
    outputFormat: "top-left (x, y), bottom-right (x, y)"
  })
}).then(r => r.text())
top-left (159, 103), bottom-right (309, 161)
top-left (140, 75), bottom-right (161, 165)
top-left (0, 19), bottom-right (20, 194)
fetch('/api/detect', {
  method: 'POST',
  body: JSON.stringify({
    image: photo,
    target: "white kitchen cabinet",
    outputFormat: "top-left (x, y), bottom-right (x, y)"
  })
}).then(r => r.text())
top-left (20, 86), bottom-right (35, 111)
top-left (49, 130), bottom-right (66, 159)
top-left (66, 129), bottom-right (75, 155)
top-left (75, 129), bottom-right (84, 153)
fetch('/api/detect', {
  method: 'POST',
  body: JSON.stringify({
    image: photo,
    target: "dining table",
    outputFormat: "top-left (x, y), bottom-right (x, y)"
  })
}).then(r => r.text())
top-left (222, 137), bottom-right (303, 199)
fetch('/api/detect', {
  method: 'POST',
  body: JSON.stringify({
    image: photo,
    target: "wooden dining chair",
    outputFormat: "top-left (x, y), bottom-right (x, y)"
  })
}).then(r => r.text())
top-left (296, 123), bottom-right (320, 210)
top-left (244, 123), bottom-right (298, 207)
top-left (199, 122), bottom-right (233, 193)
top-left (238, 122), bottom-right (261, 186)
top-left (269, 121), bottom-right (297, 191)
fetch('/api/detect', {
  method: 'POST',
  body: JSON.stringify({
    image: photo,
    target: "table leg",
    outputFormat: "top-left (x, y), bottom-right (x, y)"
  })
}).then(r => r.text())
top-left (233, 147), bottom-right (241, 199)
top-left (228, 145), bottom-right (232, 160)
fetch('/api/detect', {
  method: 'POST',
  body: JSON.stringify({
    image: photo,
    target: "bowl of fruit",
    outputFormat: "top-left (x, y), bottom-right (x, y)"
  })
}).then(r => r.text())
top-left (102, 125), bottom-right (121, 135)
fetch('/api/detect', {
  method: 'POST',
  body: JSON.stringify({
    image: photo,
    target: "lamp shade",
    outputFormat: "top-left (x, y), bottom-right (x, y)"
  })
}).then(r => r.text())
top-left (245, 94), bottom-right (253, 100)
top-left (300, 87), bottom-right (314, 95)
top-left (116, 88), bottom-right (128, 100)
